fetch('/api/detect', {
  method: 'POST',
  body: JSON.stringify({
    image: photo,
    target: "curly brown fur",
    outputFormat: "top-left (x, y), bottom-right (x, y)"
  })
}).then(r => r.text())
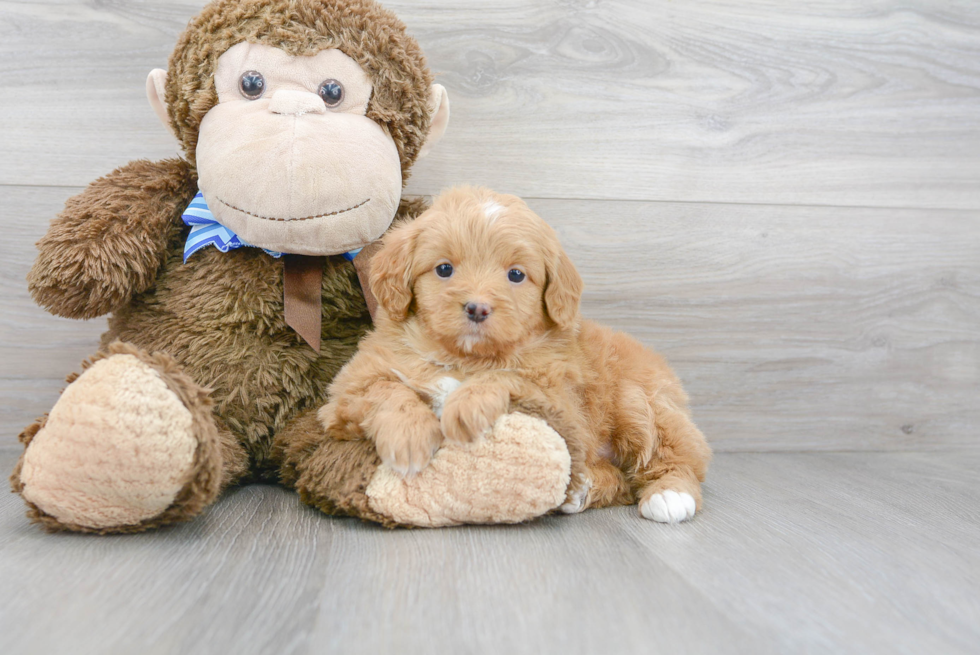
top-left (274, 409), bottom-right (394, 526)
top-left (23, 184), bottom-right (426, 533)
top-left (102, 199), bottom-right (424, 473)
top-left (10, 343), bottom-right (248, 534)
top-left (27, 159), bottom-right (196, 320)
top-left (27, 164), bottom-right (398, 474)
top-left (322, 187), bottom-right (712, 519)
top-left (19, 0), bottom-right (438, 532)
top-left (166, 0), bottom-right (433, 177)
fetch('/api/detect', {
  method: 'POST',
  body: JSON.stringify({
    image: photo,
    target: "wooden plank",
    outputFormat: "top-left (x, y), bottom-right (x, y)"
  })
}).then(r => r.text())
top-left (0, 455), bottom-right (341, 655)
top-left (0, 379), bottom-right (66, 446)
top-left (303, 498), bottom-right (765, 655)
top-left (2, 450), bottom-right (978, 654)
top-left (1, 1), bottom-right (979, 208)
top-left (3, 186), bottom-right (978, 451)
top-left (619, 451), bottom-right (980, 655)
top-left (527, 197), bottom-right (980, 452)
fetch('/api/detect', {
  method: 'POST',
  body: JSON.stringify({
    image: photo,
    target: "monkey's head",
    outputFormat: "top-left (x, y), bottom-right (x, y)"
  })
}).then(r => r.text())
top-left (146, 0), bottom-right (449, 256)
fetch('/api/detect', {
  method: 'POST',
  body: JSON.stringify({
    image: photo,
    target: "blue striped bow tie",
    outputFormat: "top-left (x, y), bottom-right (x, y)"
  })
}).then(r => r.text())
top-left (181, 192), bottom-right (362, 263)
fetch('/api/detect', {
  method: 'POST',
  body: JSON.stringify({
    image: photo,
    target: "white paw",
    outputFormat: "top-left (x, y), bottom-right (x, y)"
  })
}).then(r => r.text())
top-left (560, 474), bottom-right (592, 514)
top-left (639, 490), bottom-right (697, 523)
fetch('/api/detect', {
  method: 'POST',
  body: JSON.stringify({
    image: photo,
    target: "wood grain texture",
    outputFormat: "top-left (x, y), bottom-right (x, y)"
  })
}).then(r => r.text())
top-left (0, 186), bottom-right (105, 384)
top-left (1, 0), bottom-right (979, 208)
top-left (2, 449), bottom-right (978, 655)
top-left (529, 197), bottom-right (980, 452)
top-left (4, 186), bottom-right (977, 451)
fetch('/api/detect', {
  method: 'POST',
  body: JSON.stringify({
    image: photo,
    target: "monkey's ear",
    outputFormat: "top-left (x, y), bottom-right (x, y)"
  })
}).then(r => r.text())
top-left (146, 69), bottom-right (176, 138)
top-left (369, 222), bottom-right (420, 321)
top-left (418, 84), bottom-right (450, 159)
top-left (544, 248), bottom-right (584, 331)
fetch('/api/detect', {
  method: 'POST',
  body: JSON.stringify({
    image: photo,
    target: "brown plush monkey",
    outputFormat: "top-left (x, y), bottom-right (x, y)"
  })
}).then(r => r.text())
top-left (10, 0), bottom-right (570, 532)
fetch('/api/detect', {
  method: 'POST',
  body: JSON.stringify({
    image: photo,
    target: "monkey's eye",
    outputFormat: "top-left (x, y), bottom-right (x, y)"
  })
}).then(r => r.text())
top-left (318, 79), bottom-right (344, 107)
top-left (239, 71), bottom-right (266, 99)
top-left (435, 263), bottom-right (454, 278)
top-left (508, 268), bottom-right (526, 283)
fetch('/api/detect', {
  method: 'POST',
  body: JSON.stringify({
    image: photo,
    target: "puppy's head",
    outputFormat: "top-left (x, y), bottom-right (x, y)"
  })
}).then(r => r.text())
top-left (370, 186), bottom-right (583, 357)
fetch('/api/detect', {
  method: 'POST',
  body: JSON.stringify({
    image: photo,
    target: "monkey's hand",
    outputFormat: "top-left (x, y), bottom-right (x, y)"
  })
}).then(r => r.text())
top-left (28, 158), bottom-right (196, 319)
top-left (440, 383), bottom-right (511, 444)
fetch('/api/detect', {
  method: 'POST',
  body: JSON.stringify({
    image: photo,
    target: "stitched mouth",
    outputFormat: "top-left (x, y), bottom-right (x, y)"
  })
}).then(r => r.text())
top-left (215, 197), bottom-right (371, 222)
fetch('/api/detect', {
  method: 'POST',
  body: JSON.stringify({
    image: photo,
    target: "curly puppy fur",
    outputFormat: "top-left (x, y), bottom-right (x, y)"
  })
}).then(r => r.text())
top-left (318, 187), bottom-right (712, 520)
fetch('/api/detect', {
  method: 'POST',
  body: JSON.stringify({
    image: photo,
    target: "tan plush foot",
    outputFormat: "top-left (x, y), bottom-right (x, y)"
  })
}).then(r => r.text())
top-left (18, 352), bottom-right (202, 530)
top-left (365, 412), bottom-right (571, 527)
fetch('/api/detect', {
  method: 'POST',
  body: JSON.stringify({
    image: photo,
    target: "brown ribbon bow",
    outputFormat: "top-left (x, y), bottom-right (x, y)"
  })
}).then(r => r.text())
top-left (282, 243), bottom-right (381, 352)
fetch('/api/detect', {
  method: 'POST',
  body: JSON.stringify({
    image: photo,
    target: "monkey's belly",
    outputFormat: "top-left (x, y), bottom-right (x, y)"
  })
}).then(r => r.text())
top-left (101, 243), bottom-right (372, 472)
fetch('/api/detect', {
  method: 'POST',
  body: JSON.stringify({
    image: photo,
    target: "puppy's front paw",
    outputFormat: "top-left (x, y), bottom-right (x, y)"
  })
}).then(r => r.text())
top-left (639, 490), bottom-right (697, 523)
top-left (373, 412), bottom-right (443, 477)
top-left (560, 473), bottom-right (592, 514)
top-left (440, 384), bottom-right (510, 444)
top-left (318, 395), bottom-right (371, 440)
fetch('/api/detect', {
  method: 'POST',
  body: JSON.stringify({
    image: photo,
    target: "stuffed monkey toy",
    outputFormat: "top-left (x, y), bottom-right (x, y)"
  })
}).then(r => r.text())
top-left (10, 0), bottom-right (571, 532)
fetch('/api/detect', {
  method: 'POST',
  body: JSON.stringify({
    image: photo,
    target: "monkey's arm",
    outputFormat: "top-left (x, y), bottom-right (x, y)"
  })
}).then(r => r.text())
top-left (28, 158), bottom-right (197, 319)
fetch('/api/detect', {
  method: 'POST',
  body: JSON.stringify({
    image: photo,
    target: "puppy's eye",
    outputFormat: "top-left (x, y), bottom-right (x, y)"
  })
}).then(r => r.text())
top-left (239, 71), bottom-right (266, 99)
top-left (435, 263), bottom-right (454, 278)
top-left (508, 268), bottom-right (526, 283)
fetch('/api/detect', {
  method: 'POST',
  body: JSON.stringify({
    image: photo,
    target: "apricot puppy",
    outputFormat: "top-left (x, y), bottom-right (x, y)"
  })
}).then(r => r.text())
top-left (319, 186), bottom-right (711, 522)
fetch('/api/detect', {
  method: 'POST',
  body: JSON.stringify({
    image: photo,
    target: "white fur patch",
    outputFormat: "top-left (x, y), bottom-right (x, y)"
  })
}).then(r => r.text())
top-left (429, 376), bottom-right (462, 418)
top-left (483, 200), bottom-right (504, 223)
top-left (639, 490), bottom-right (697, 523)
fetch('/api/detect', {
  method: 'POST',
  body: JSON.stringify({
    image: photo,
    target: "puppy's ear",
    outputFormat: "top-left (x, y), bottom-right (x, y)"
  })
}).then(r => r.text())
top-left (544, 248), bottom-right (583, 330)
top-left (370, 222), bottom-right (419, 321)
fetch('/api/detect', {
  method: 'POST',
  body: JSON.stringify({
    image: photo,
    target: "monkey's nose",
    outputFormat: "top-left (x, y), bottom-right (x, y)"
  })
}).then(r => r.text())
top-left (464, 302), bottom-right (492, 323)
top-left (268, 90), bottom-right (327, 116)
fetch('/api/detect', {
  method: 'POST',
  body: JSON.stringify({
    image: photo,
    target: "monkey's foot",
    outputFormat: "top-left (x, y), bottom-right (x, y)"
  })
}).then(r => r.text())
top-left (365, 412), bottom-right (572, 527)
top-left (11, 344), bottom-right (223, 533)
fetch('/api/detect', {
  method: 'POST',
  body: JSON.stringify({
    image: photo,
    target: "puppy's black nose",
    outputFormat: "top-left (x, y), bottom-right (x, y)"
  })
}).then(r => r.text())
top-left (464, 302), bottom-right (492, 323)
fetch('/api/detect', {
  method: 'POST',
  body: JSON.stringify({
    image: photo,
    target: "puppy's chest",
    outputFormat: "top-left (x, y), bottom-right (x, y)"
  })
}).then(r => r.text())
top-left (397, 359), bottom-right (579, 420)
top-left (387, 364), bottom-right (462, 418)
top-left (427, 375), bottom-right (463, 418)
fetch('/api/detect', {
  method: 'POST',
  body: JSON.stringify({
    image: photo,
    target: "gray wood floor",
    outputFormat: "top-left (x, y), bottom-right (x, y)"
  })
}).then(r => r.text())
top-left (2, 1), bottom-right (979, 653)
top-left (2, 448), bottom-right (978, 655)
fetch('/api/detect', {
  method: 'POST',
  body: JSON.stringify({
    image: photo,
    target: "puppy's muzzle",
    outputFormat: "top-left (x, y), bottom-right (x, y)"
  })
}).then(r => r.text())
top-left (464, 302), bottom-right (492, 323)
